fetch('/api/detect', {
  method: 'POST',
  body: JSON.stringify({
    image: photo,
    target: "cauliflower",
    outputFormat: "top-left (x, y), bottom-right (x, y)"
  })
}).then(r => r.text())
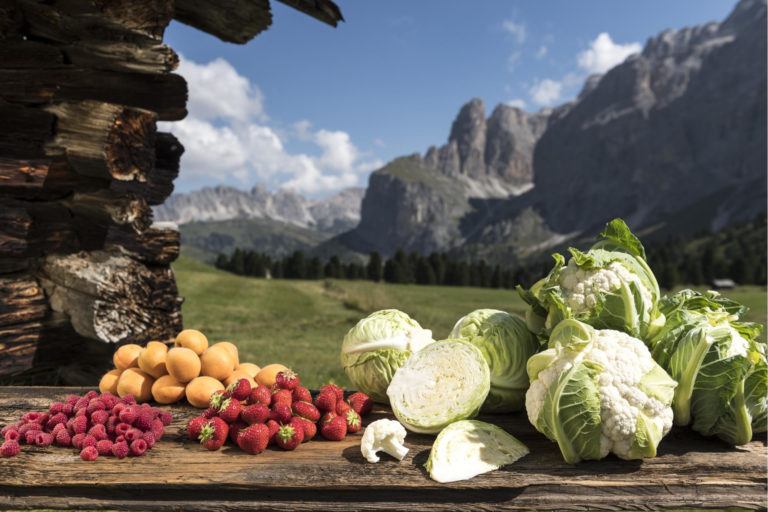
top-left (559, 261), bottom-right (653, 316)
top-left (526, 319), bottom-right (676, 463)
top-left (360, 419), bottom-right (409, 463)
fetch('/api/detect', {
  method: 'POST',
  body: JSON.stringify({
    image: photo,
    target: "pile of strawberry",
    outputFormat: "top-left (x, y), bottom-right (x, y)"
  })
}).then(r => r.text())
top-left (187, 370), bottom-right (373, 454)
top-left (0, 390), bottom-right (172, 461)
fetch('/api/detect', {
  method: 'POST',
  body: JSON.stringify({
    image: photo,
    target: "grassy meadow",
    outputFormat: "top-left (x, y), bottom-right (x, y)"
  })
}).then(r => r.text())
top-left (174, 256), bottom-right (767, 389)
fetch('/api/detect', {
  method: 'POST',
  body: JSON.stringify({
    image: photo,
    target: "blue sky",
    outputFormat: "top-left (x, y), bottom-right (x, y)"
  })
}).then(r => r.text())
top-left (162, 0), bottom-right (737, 197)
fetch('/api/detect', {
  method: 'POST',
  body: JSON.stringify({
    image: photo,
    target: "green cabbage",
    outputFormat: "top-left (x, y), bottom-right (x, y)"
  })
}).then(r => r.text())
top-left (424, 420), bottom-right (529, 483)
top-left (519, 218), bottom-right (664, 340)
top-left (386, 339), bottom-right (490, 434)
top-left (450, 309), bottom-right (541, 413)
top-left (648, 289), bottom-right (766, 445)
top-left (341, 309), bottom-right (434, 403)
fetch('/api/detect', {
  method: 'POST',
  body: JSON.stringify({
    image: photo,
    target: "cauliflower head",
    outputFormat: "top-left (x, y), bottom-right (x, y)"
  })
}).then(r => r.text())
top-left (526, 319), bottom-right (676, 463)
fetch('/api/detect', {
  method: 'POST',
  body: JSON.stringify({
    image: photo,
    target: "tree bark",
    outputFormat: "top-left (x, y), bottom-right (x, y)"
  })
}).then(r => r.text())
top-left (38, 250), bottom-right (183, 344)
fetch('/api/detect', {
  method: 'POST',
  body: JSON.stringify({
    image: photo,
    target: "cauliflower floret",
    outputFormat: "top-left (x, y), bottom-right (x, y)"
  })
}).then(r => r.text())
top-left (360, 419), bottom-right (409, 463)
top-left (526, 326), bottom-right (675, 461)
top-left (558, 261), bottom-right (653, 316)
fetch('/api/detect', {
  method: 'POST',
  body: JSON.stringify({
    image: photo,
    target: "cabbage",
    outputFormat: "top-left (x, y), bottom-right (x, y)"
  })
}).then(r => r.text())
top-left (386, 339), bottom-right (490, 434)
top-left (647, 289), bottom-right (766, 445)
top-left (424, 420), bottom-right (529, 483)
top-left (341, 309), bottom-right (434, 403)
top-left (450, 309), bottom-right (540, 413)
top-left (519, 218), bottom-right (664, 340)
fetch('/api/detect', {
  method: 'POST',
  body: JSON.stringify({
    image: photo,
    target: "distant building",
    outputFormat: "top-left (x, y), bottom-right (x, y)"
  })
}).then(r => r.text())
top-left (712, 278), bottom-right (737, 289)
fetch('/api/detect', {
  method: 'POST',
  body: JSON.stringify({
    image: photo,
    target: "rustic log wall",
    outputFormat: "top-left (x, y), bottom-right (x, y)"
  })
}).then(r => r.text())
top-left (0, 0), bottom-right (343, 383)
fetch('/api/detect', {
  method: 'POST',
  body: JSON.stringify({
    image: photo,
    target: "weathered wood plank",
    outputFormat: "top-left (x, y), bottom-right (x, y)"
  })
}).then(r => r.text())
top-left (0, 102), bottom-right (56, 158)
top-left (276, 0), bottom-right (344, 27)
top-left (62, 189), bottom-right (154, 236)
top-left (0, 68), bottom-right (187, 121)
top-left (104, 222), bottom-right (180, 265)
top-left (0, 387), bottom-right (764, 511)
top-left (0, 273), bottom-right (47, 327)
top-left (173, 0), bottom-right (272, 44)
top-left (0, 199), bottom-right (78, 259)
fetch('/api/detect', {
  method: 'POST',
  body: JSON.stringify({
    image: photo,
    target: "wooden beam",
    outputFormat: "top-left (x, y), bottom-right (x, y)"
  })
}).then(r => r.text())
top-left (104, 222), bottom-right (181, 266)
top-left (275, 0), bottom-right (344, 27)
top-left (173, 0), bottom-right (272, 44)
top-left (62, 189), bottom-right (154, 237)
top-left (0, 274), bottom-right (47, 327)
top-left (0, 199), bottom-right (78, 260)
top-left (0, 101), bottom-right (56, 159)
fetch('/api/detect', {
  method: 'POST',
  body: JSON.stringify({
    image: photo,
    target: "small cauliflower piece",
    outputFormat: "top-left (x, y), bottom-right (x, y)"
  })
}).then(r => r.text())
top-left (360, 419), bottom-right (409, 463)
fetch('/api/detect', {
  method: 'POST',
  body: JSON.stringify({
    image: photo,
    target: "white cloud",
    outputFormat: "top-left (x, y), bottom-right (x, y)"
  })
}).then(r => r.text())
top-left (507, 51), bottom-right (522, 72)
top-left (502, 20), bottom-right (526, 44)
top-left (536, 45), bottom-right (548, 59)
top-left (577, 33), bottom-right (641, 74)
top-left (529, 79), bottom-right (563, 106)
top-left (161, 56), bottom-right (378, 197)
top-left (506, 98), bottom-right (527, 110)
top-left (373, 138), bottom-right (386, 148)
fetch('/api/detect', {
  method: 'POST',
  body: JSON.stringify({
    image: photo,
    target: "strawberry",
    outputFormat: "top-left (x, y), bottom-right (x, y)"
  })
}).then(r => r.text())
top-left (1, 440), bottom-right (20, 457)
top-left (313, 390), bottom-right (337, 413)
top-left (292, 401), bottom-right (320, 423)
top-left (208, 389), bottom-right (230, 410)
top-left (248, 385), bottom-right (272, 407)
top-left (336, 400), bottom-right (352, 417)
top-left (295, 417), bottom-right (317, 442)
top-left (275, 369), bottom-right (299, 390)
top-left (320, 384), bottom-right (344, 402)
top-left (237, 424), bottom-right (270, 455)
top-left (271, 389), bottom-right (292, 408)
top-left (227, 378), bottom-right (252, 401)
top-left (319, 412), bottom-right (347, 441)
top-left (275, 421), bottom-right (303, 450)
top-left (292, 386), bottom-right (312, 403)
top-left (186, 416), bottom-right (208, 441)
top-left (241, 404), bottom-right (269, 425)
top-left (268, 404), bottom-right (292, 424)
top-left (201, 407), bottom-right (218, 419)
top-left (229, 420), bottom-right (248, 444)
top-left (198, 417), bottom-right (228, 451)
top-left (80, 446), bottom-right (98, 461)
top-left (216, 397), bottom-right (243, 424)
top-left (344, 410), bottom-right (362, 434)
top-left (347, 392), bottom-right (373, 417)
top-left (266, 419), bottom-right (280, 445)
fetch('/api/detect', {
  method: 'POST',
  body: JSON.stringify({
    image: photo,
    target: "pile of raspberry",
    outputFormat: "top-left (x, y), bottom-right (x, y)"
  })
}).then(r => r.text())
top-left (0, 390), bottom-right (172, 461)
top-left (188, 371), bottom-right (373, 455)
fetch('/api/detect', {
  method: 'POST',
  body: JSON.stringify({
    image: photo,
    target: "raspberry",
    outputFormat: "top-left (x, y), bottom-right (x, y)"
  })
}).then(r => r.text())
top-left (111, 441), bottom-right (129, 459)
top-left (120, 394), bottom-right (136, 405)
top-left (82, 435), bottom-right (97, 449)
top-left (133, 412), bottom-right (153, 432)
top-left (124, 428), bottom-right (143, 442)
top-left (51, 423), bottom-right (66, 436)
top-left (24, 431), bottom-right (37, 445)
top-left (90, 410), bottom-right (109, 425)
top-left (111, 402), bottom-right (127, 416)
top-left (65, 394), bottom-right (80, 406)
top-left (71, 433), bottom-right (86, 450)
top-left (1, 425), bottom-right (15, 437)
top-left (35, 432), bottom-right (54, 447)
top-left (115, 423), bottom-right (131, 437)
top-left (99, 393), bottom-right (119, 409)
top-left (70, 416), bottom-right (88, 435)
top-left (87, 400), bottom-right (106, 415)
top-left (80, 446), bottom-right (98, 461)
top-left (114, 435), bottom-right (126, 444)
top-left (88, 424), bottom-right (107, 441)
top-left (96, 439), bottom-right (113, 456)
top-left (48, 402), bottom-right (65, 415)
top-left (18, 423), bottom-right (41, 437)
top-left (118, 408), bottom-right (136, 425)
top-left (1, 440), bottom-right (20, 457)
top-left (157, 410), bottom-right (173, 426)
top-left (4, 428), bottom-right (19, 442)
top-left (22, 412), bottom-right (41, 423)
top-left (62, 403), bottom-right (74, 416)
top-left (142, 431), bottom-right (156, 449)
top-left (130, 439), bottom-right (147, 456)
top-left (73, 397), bottom-right (89, 412)
top-left (106, 416), bottom-right (118, 436)
top-left (46, 413), bottom-right (68, 430)
top-left (55, 429), bottom-right (71, 447)
top-left (151, 419), bottom-right (164, 440)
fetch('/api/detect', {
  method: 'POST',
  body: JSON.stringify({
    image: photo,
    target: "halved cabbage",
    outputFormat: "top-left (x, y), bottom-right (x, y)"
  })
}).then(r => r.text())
top-left (386, 339), bottom-right (490, 434)
top-left (425, 420), bottom-right (529, 483)
top-left (341, 309), bottom-right (434, 403)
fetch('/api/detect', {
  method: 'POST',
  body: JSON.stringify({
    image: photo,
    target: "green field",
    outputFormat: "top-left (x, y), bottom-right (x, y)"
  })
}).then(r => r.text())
top-left (174, 256), bottom-right (767, 390)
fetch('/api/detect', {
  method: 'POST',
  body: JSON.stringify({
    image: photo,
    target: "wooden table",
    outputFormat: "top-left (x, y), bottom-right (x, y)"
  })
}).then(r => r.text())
top-left (0, 387), bottom-right (765, 511)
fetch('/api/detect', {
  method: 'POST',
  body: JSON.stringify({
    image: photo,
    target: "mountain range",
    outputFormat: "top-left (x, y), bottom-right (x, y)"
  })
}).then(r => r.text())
top-left (157, 0), bottom-right (767, 266)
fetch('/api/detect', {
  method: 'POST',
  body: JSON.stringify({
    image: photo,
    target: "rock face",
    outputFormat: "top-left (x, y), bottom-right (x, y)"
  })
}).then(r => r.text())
top-left (531, 0), bottom-right (767, 235)
top-left (336, 100), bottom-right (548, 256)
top-left (153, 185), bottom-right (365, 234)
top-left (336, 0), bottom-right (766, 261)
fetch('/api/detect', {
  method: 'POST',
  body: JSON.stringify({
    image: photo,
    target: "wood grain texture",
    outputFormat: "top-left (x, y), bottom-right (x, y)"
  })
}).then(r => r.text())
top-left (173, 0), bottom-right (272, 44)
top-left (0, 386), bottom-right (764, 511)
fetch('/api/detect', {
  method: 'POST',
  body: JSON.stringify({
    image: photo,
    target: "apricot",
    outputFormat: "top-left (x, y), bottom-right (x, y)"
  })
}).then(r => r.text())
top-left (166, 347), bottom-right (201, 383)
top-left (255, 363), bottom-right (289, 388)
top-left (186, 376), bottom-right (225, 408)
top-left (138, 341), bottom-right (169, 379)
top-left (174, 329), bottom-right (208, 356)
top-left (151, 374), bottom-right (186, 404)
top-left (113, 344), bottom-right (142, 370)
top-left (213, 341), bottom-right (239, 370)
top-left (200, 345), bottom-right (235, 381)
top-left (236, 362), bottom-right (261, 379)
top-left (223, 369), bottom-right (256, 389)
top-left (99, 368), bottom-right (122, 394)
top-left (116, 368), bottom-right (155, 403)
